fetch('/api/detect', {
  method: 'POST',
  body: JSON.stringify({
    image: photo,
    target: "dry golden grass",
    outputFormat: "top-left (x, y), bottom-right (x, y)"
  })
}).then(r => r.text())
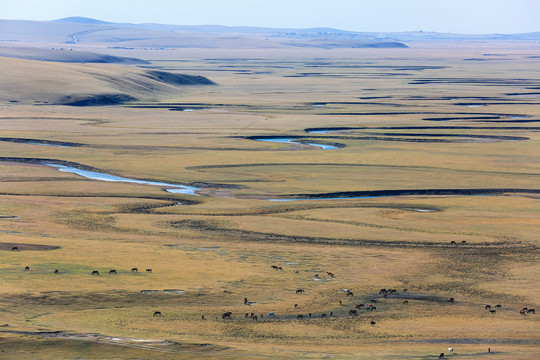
top-left (0, 43), bottom-right (539, 359)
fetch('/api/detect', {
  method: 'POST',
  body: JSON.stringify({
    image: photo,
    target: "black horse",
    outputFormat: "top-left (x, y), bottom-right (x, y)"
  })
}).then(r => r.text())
top-left (11, 247), bottom-right (18, 251)
top-left (153, 311), bottom-right (162, 316)
top-left (91, 270), bottom-right (99, 275)
top-left (109, 269), bottom-right (117, 274)
top-left (222, 311), bottom-right (232, 319)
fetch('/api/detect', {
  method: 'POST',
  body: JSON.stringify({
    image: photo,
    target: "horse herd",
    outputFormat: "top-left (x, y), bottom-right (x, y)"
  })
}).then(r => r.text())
top-left (22, 266), bottom-right (152, 275)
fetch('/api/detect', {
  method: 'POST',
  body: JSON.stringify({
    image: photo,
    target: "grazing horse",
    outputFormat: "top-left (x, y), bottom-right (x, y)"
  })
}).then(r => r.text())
top-left (321, 313), bottom-right (327, 318)
top-left (379, 289), bottom-right (387, 294)
top-left (24, 266), bottom-right (29, 271)
top-left (294, 304), bottom-right (298, 308)
top-left (131, 268), bottom-right (138, 272)
top-left (252, 315), bottom-right (258, 320)
top-left (485, 305), bottom-right (491, 309)
top-left (349, 309), bottom-right (357, 316)
top-left (327, 272), bottom-right (335, 277)
top-left (489, 310), bottom-right (496, 314)
top-left (109, 269), bottom-right (117, 275)
top-left (403, 288), bottom-right (407, 292)
top-left (277, 266), bottom-right (282, 270)
top-left (146, 268), bottom-right (152, 273)
top-left (527, 309), bottom-right (535, 314)
top-left (439, 353), bottom-right (445, 359)
top-left (520, 309), bottom-right (526, 315)
top-left (201, 315), bottom-right (205, 320)
top-left (271, 265), bottom-right (278, 270)
top-left (222, 311), bottom-right (232, 319)
top-left (11, 247), bottom-right (18, 251)
top-left (370, 320), bottom-right (376, 326)
top-left (447, 297), bottom-right (455, 303)
top-left (495, 304), bottom-right (502, 308)
top-left (403, 300), bottom-right (409, 305)
top-left (347, 291), bottom-right (354, 297)
top-left (296, 289), bottom-right (304, 294)
top-left (461, 241), bottom-right (467, 245)
top-left (244, 297), bottom-right (248, 304)
top-left (54, 269), bottom-right (59, 274)
top-left (153, 311), bottom-right (162, 316)
top-left (355, 304), bottom-right (364, 309)
top-left (297, 314), bottom-right (303, 319)
top-left (91, 270), bottom-right (99, 275)
top-left (450, 241), bottom-right (456, 245)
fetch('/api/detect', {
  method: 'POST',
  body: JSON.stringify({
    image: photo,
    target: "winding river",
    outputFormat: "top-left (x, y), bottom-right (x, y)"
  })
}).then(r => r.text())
top-left (252, 137), bottom-right (339, 150)
top-left (46, 164), bottom-right (201, 195)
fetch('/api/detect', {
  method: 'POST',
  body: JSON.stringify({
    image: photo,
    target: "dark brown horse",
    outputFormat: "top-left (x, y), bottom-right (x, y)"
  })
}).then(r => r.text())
top-left (153, 311), bottom-right (162, 316)
top-left (91, 270), bottom-right (99, 275)
top-left (222, 311), bottom-right (232, 319)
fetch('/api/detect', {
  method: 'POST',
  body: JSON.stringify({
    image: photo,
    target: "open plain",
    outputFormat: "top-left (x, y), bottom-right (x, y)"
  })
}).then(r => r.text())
top-left (0, 31), bottom-right (539, 359)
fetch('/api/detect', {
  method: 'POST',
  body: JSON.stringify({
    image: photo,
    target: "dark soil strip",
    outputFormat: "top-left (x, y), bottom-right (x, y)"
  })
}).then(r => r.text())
top-left (0, 137), bottom-right (85, 147)
top-left (167, 219), bottom-right (523, 249)
top-left (288, 188), bottom-right (540, 199)
top-left (305, 126), bottom-right (540, 132)
top-left (0, 242), bottom-right (59, 251)
top-left (411, 338), bottom-right (540, 345)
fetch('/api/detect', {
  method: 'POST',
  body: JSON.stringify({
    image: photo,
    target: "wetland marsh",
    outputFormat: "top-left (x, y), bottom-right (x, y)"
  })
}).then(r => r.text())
top-left (1, 43), bottom-right (539, 359)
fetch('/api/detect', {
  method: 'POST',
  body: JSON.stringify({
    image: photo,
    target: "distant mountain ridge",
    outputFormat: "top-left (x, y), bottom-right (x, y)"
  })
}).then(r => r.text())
top-left (1, 17), bottom-right (538, 48)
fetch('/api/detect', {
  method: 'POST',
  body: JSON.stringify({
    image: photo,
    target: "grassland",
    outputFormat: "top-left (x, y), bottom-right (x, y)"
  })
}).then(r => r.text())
top-left (0, 43), bottom-right (539, 359)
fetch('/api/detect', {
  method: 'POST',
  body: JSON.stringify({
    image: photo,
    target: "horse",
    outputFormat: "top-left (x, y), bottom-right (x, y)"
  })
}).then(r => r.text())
top-left (222, 311), bottom-right (232, 319)
top-left (91, 270), bottom-right (99, 275)
top-left (153, 311), bottom-right (162, 316)
top-left (379, 289), bottom-right (387, 294)
top-left (520, 309), bottom-right (526, 315)
top-left (447, 297), bottom-right (455, 303)
top-left (489, 310), bottom-right (496, 314)
top-left (109, 269), bottom-right (117, 275)
top-left (485, 305), bottom-right (491, 309)
top-left (131, 268), bottom-right (138, 272)
top-left (439, 353), bottom-right (445, 359)
top-left (11, 247), bottom-right (18, 251)
top-left (296, 289), bottom-right (304, 294)
top-left (448, 348), bottom-right (454, 353)
top-left (403, 300), bottom-right (409, 305)
top-left (244, 297), bottom-right (248, 304)
top-left (450, 241), bottom-right (456, 245)
top-left (461, 241), bottom-right (467, 244)
top-left (54, 269), bottom-right (59, 274)
top-left (277, 266), bottom-right (282, 270)
top-left (349, 309), bottom-right (357, 316)
top-left (326, 272), bottom-right (335, 277)
top-left (297, 314), bottom-right (303, 319)
top-left (145, 268), bottom-right (152, 273)
top-left (294, 270), bottom-right (299, 274)
top-left (495, 304), bottom-right (501, 308)
top-left (347, 291), bottom-right (354, 296)
top-left (355, 304), bottom-right (364, 309)
top-left (252, 315), bottom-right (258, 320)
top-left (271, 265), bottom-right (278, 270)
top-left (403, 288), bottom-right (407, 292)
top-left (321, 313), bottom-right (327, 318)
top-left (527, 309), bottom-right (535, 314)
top-left (201, 315), bottom-right (205, 320)
top-left (370, 320), bottom-right (376, 326)
top-left (24, 266), bottom-right (29, 271)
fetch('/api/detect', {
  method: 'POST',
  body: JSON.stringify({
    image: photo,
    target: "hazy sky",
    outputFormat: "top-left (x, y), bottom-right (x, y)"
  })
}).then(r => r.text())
top-left (2, 0), bottom-right (539, 34)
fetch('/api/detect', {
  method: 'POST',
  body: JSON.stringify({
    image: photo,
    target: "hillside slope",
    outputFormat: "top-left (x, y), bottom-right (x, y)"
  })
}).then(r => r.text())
top-left (0, 56), bottom-right (215, 105)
